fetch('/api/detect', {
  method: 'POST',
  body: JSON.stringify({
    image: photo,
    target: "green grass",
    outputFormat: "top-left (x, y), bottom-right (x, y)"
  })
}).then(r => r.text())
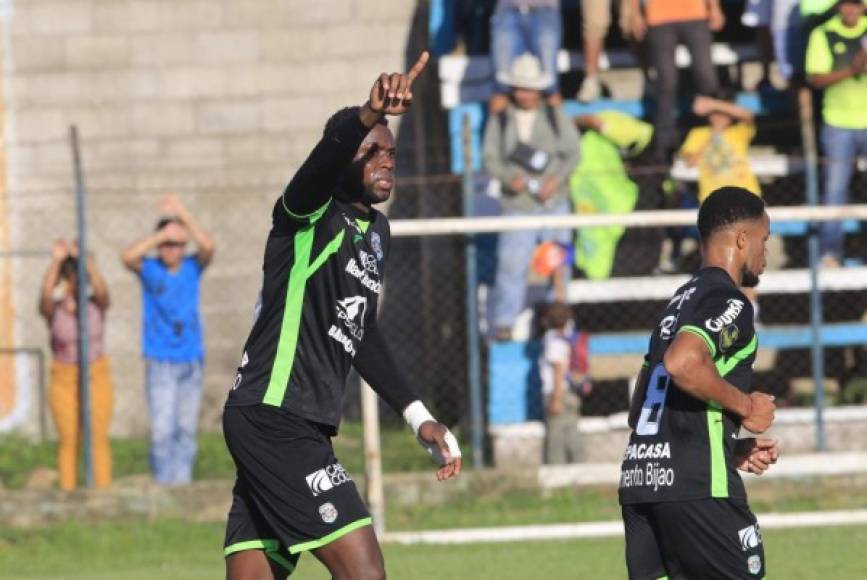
top-left (1, 519), bottom-right (867, 579)
top-left (0, 422), bottom-right (430, 490)
top-left (385, 475), bottom-right (867, 531)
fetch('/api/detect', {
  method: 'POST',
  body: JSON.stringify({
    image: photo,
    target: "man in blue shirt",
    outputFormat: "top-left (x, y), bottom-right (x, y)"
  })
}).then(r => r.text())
top-left (122, 194), bottom-right (215, 485)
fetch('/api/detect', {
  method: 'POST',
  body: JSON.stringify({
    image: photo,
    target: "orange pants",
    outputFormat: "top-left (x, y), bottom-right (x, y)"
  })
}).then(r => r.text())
top-left (49, 357), bottom-right (114, 490)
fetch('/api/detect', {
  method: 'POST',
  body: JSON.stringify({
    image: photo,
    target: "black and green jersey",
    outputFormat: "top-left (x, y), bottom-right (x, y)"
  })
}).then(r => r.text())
top-left (619, 267), bottom-right (758, 505)
top-left (225, 113), bottom-right (417, 431)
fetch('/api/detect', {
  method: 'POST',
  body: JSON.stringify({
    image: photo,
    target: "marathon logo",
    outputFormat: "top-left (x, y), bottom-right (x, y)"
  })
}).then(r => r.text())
top-left (622, 442), bottom-right (671, 461)
top-left (705, 299), bottom-right (744, 332)
top-left (346, 259), bottom-right (382, 294)
top-left (328, 325), bottom-right (356, 356)
top-left (306, 463), bottom-right (351, 497)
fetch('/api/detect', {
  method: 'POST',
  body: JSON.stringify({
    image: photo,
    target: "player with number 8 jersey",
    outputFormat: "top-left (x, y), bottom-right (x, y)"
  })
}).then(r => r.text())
top-left (618, 187), bottom-right (779, 580)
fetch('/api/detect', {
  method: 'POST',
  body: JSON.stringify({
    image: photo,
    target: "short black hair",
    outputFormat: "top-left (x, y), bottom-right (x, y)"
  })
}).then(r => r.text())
top-left (155, 216), bottom-right (181, 231)
top-left (323, 106), bottom-right (388, 137)
top-left (697, 186), bottom-right (766, 241)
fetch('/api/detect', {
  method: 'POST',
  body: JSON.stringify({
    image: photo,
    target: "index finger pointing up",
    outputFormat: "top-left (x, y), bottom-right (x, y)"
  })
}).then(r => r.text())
top-left (406, 50), bottom-right (430, 84)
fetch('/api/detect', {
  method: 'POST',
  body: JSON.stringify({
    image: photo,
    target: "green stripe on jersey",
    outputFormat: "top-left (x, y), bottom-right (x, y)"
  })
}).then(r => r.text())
top-left (263, 226), bottom-right (315, 407)
top-left (355, 218), bottom-right (370, 233)
top-left (679, 325), bottom-right (717, 358)
top-left (308, 230), bottom-right (345, 276)
top-left (707, 403), bottom-right (728, 497)
top-left (707, 334), bottom-right (759, 498)
top-left (715, 335), bottom-right (758, 377)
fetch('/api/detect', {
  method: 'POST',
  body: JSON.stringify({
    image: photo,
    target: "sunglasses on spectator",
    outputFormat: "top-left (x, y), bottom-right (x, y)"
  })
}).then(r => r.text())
top-left (159, 241), bottom-right (186, 248)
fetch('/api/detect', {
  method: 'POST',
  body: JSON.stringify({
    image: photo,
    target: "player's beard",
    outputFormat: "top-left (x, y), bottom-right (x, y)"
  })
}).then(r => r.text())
top-left (741, 265), bottom-right (760, 288)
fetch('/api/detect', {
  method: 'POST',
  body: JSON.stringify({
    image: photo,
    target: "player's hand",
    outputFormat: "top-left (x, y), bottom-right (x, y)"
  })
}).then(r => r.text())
top-left (735, 437), bottom-right (780, 475)
top-left (51, 239), bottom-right (69, 261)
top-left (418, 420), bottom-right (462, 481)
top-left (742, 392), bottom-right (775, 433)
top-left (368, 51), bottom-right (430, 117)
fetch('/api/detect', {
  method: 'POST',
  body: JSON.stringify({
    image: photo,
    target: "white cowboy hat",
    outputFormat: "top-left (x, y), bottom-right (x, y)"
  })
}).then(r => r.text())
top-left (496, 53), bottom-right (553, 91)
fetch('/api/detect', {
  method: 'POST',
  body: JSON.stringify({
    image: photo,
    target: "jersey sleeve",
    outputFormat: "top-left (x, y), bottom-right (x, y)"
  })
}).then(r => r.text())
top-left (679, 127), bottom-right (709, 159)
top-left (805, 27), bottom-right (832, 74)
top-left (677, 288), bottom-right (753, 359)
top-left (543, 333), bottom-right (571, 366)
top-left (138, 257), bottom-right (160, 291)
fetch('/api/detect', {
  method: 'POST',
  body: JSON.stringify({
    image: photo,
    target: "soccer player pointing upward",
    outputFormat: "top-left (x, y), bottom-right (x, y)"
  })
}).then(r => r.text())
top-left (223, 52), bottom-right (461, 580)
top-left (620, 187), bottom-right (779, 579)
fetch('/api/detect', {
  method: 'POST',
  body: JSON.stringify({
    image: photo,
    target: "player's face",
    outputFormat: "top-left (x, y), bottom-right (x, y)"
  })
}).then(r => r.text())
top-left (355, 124), bottom-right (396, 206)
top-left (741, 212), bottom-right (770, 288)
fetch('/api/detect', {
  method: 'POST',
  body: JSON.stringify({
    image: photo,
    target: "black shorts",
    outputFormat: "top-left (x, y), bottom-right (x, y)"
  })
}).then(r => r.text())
top-left (222, 405), bottom-right (372, 574)
top-left (622, 499), bottom-right (765, 580)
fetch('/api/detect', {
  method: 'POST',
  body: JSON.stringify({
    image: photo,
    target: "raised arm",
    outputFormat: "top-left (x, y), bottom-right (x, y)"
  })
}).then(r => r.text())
top-left (39, 239), bottom-right (68, 320)
top-left (83, 253), bottom-right (110, 310)
top-left (158, 194), bottom-right (215, 268)
top-left (121, 229), bottom-right (165, 273)
top-left (692, 96), bottom-right (754, 124)
top-left (283, 52), bottom-right (430, 218)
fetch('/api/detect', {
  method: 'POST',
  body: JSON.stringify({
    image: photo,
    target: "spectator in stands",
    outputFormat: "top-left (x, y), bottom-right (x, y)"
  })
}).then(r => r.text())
top-left (121, 194), bottom-right (215, 485)
top-left (576, 0), bottom-right (640, 102)
top-left (741, 0), bottom-right (806, 88)
top-left (39, 239), bottom-right (113, 491)
top-left (483, 53), bottom-right (581, 340)
top-left (628, 0), bottom-right (724, 160)
top-left (680, 94), bottom-right (763, 316)
top-left (539, 302), bottom-right (589, 464)
top-left (489, 0), bottom-right (563, 113)
top-left (805, 0), bottom-right (867, 267)
top-left (680, 94), bottom-right (761, 204)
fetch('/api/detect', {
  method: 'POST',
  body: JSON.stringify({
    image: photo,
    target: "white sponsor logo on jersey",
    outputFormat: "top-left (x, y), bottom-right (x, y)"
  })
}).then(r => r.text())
top-left (358, 250), bottom-right (379, 275)
top-left (346, 259), bottom-right (382, 294)
top-left (336, 296), bottom-right (367, 340)
top-left (706, 299), bottom-right (745, 332)
top-left (328, 324), bottom-right (357, 356)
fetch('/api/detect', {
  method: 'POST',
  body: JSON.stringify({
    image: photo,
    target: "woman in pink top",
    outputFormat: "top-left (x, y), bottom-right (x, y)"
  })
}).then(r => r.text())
top-left (39, 239), bottom-right (113, 490)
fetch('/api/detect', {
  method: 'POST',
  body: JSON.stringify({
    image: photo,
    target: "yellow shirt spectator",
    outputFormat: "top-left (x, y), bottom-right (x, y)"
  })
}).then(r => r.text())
top-left (680, 123), bottom-right (761, 202)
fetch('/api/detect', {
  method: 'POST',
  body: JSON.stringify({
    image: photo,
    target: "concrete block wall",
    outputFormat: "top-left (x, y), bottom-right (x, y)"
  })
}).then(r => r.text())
top-left (2, 0), bottom-right (419, 436)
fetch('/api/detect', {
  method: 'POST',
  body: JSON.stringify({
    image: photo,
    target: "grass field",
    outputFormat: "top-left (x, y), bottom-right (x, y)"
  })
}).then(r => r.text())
top-left (0, 422), bottom-right (432, 489)
top-left (1, 519), bottom-right (866, 579)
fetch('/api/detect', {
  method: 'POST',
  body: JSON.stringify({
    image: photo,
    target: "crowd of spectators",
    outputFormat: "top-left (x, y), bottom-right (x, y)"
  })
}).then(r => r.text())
top-left (39, 195), bottom-right (214, 489)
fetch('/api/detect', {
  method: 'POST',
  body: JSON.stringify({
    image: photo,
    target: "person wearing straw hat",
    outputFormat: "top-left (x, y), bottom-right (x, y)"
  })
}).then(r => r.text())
top-left (483, 52), bottom-right (580, 341)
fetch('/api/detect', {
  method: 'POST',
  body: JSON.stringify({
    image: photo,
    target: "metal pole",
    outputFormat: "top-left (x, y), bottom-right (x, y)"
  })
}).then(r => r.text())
top-left (360, 380), bottom-right (385, 536)
top-left (462, 113), bottom-right (484, 468)
top-left (70, 125), bottom-right (94, 486)
top-left (798, 88), bottom-right (826, 451)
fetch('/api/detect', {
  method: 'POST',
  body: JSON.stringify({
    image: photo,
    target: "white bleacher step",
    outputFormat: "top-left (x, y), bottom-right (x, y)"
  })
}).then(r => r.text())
top-left (439, 43), bottom-right (758, 109)
top-left (567, 266), bottom-right (867, 303)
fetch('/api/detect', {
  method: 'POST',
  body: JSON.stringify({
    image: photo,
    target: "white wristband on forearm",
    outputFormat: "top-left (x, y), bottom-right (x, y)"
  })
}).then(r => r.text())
top-left (403, 401), bottom-right (462, 465)
top-left (403, 400), bottom-right (436, 435)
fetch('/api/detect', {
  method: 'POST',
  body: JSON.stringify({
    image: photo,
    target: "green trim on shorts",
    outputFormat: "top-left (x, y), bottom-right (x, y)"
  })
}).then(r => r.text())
top-left (288, 517), bottom-right (373, 554)
top-left (678, 325), bottom-right (717, 358)
top-left (224, 538), bottom-right (297, 573)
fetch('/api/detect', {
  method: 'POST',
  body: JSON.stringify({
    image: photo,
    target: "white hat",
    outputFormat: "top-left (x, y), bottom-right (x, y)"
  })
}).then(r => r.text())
top-left (497, 53), bottom-right (553, 91)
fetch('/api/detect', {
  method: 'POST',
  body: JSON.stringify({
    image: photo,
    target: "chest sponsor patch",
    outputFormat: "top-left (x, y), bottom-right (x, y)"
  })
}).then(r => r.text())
top-left (706, 299), bottom-right (744, 332)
